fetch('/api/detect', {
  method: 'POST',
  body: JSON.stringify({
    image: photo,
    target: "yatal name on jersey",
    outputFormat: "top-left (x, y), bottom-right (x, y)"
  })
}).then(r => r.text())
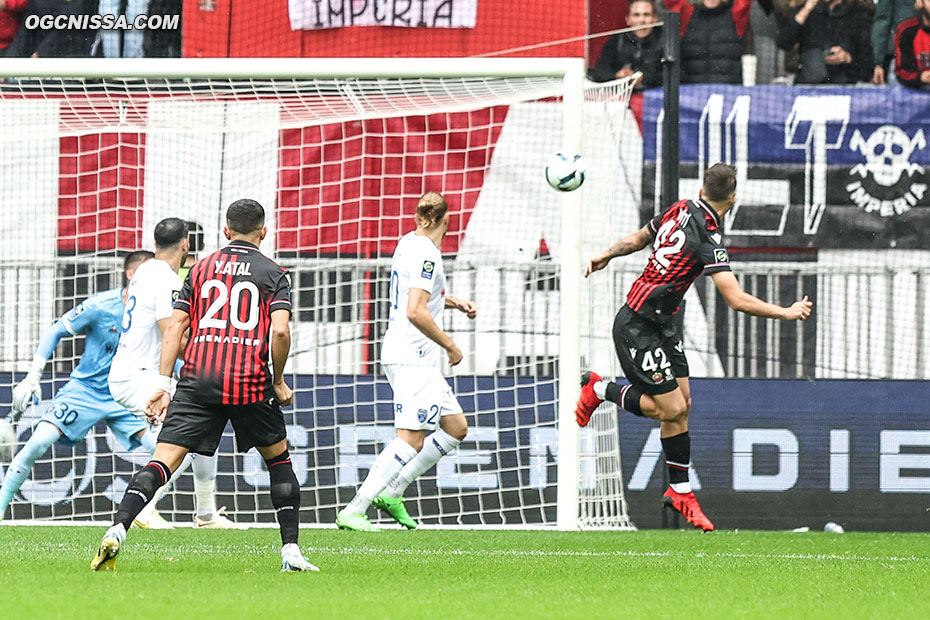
top-left (214, 260), bottom-right (252, 276)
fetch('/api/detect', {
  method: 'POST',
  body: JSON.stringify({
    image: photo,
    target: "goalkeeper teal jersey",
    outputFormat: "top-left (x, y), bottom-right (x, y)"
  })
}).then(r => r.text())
top-left (58, 288), bottom-right (125, 393)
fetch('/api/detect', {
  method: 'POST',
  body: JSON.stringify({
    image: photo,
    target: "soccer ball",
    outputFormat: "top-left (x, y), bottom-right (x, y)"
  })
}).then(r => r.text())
top-left (0, 418), bottom-right (16, 462)
top-left (545, 152), bottom-right (586, 192)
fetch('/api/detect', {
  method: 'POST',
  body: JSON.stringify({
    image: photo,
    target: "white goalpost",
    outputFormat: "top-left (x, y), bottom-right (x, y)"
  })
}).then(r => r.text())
top-left (0, 58), bottom-right (636, 530)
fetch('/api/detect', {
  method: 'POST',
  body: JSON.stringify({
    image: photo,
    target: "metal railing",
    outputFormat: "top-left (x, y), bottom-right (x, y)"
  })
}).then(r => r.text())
top-left (2, 258), bottom-right (926, 380)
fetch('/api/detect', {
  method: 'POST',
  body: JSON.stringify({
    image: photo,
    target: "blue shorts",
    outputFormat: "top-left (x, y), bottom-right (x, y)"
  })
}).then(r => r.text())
top-left (40, 379), bottom-right (149, 450)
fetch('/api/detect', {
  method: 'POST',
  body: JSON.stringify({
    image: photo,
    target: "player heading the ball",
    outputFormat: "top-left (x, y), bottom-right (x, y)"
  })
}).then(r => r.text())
top-left (576, 163), bottom-right (812, 532)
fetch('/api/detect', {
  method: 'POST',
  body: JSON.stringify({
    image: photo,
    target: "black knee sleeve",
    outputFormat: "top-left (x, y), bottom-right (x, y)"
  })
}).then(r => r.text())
top-left (265, 450), bottom-right (301, 545)
top-left (115, 460), bottom-right (172, 530)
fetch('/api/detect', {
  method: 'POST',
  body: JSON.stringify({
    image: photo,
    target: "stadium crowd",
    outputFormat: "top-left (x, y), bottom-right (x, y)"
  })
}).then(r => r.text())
top-left (0, 0), bottom-right (926, 89)
top-left (590, 0), bottom-right (930, 90)
top-left (0, 0), bottom-right (180, 58)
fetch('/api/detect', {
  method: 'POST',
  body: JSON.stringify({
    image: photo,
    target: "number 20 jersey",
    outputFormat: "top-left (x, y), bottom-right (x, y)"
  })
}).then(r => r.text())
top-left (626, 198), bottom-right (732, 324)
top-left (175, 240), bottom-right (292, 405)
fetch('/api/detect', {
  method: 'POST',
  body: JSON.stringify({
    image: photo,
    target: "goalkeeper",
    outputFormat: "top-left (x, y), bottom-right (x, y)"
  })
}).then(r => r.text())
top-left (0, 251), bottom-right (168, 525)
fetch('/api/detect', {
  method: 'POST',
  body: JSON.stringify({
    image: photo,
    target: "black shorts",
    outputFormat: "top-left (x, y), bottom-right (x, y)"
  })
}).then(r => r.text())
top-left (158, 388), bottom-right (288, 456)
top-left (612, 305), bottom-right (689, 396)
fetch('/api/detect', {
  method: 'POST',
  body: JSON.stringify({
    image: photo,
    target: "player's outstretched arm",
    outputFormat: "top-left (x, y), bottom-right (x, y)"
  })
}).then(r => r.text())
top-left (585, 225), bottom-right (653, 277)
top-left (408, 288), bottom-right (463, 366)
top-left (445, 295), bottom-right (477, 319)
top-left (270, 309), bottom-right (293, 407)
top-left (711, 271), bottom-right (813, 320)
top-left (11, 314), bottom-right (76, 412)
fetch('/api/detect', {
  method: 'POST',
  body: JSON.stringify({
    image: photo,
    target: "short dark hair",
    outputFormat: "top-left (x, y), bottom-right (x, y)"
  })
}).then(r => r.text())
top-left (702, 163), bottom-right (737, 202)
top-left (628, 0), bottom-right (656, 13)
top-left (186, 220), bottom-right (205, 255)
top-left (226, 199), bottom-right (265, 234)
top-left (122, 250), bottom-right (154, 286)
top-left (154, 218), bottom-right (189, 249)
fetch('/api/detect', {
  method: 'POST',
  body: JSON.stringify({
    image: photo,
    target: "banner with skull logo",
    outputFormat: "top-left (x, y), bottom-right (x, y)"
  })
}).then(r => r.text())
top-left (641, 85), bottom-right (930, 249)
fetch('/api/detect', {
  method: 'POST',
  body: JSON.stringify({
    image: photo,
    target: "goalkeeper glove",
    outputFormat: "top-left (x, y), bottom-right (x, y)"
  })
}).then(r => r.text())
top-left (12, 356), bottom-right (46, 413)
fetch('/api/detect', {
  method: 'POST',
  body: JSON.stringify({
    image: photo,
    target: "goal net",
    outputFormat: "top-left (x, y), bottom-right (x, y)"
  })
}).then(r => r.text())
top-left (0, 59), bottom-right (638, 529)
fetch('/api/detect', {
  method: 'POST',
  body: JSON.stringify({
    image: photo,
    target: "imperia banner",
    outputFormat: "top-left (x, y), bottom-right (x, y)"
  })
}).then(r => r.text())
top-left (288, 0), bottom-right (477, 30)
top-left (642, 85), bottom-right (930, 249)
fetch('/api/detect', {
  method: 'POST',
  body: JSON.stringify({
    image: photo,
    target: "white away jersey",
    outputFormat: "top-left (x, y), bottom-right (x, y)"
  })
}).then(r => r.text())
top-left (110, 258), bottom-right (182, 373)
top-left (381, 232), bottom-right (446, 366)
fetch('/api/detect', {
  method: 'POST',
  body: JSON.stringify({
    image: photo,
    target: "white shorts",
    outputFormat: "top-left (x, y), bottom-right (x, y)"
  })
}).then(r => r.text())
top-left (108, 368), bottom-right (176, 418)
top-left (383, 364), bottom-right (463, 431)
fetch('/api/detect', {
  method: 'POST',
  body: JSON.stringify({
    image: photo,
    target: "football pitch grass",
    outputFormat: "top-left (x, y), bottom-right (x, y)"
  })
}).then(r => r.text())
top-left (1, 526), bottom-right (928, 619)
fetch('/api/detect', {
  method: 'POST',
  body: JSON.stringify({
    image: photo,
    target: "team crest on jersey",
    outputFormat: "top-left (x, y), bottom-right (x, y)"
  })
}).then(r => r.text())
top-left (417, 408), bottom-right (429, 423)
top-left (714, 249), bottom-right (729, 264)
top-left (422, 260), bottom-right (435, 279)
top-left (651, 371), bottom-right (664, 384)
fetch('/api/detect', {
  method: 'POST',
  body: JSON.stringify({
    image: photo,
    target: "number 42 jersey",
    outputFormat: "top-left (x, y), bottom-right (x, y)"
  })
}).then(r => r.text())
top-left (175, 240), bottom-right (292, 405)
top-left (626, 198), bottom-right (732, 324)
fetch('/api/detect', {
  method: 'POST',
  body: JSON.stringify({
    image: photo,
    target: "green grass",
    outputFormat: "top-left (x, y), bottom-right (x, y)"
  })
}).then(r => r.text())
top-left (1, 526), bottom-right (929, 619)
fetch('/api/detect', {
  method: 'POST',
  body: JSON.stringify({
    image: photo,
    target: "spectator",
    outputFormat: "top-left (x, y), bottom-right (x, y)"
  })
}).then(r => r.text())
top-left (6, 0), bottom-right (98, 57)
top-left (589, 0), bottom-right (663, 88)
top-left (873, 0), bottom-right (917, 84)
top-left (663, 0), bottom-right (754, 84)
top-left (0, 0), bottom-right (28, 55)
top-left (143, 0), bottom-right (181, 57)
top-left (98, 0), bottom-right (147, 57)
top-left (776, 0), bottom-right (872, 84)
top-left (894, 0), bottom-right (930, 89)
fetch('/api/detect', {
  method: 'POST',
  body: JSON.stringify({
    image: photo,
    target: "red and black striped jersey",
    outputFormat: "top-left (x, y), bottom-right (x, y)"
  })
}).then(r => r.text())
top-left (626, 199), bottom-right (731, 324)
top-left (174, 240), bottom-right (291, 405)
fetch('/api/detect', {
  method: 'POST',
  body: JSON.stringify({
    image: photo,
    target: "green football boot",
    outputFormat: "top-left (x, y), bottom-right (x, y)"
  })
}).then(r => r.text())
top-left (335, 511), bottom-right (379, 532)
top-left (372, 494), bottom-right (418, 530)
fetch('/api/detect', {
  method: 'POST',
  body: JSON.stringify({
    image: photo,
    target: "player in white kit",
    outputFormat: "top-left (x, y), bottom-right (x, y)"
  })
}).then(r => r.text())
top-left (336, 192), bottom-right (477, 531)
top-left (108, 217), bottom-right (243, 529)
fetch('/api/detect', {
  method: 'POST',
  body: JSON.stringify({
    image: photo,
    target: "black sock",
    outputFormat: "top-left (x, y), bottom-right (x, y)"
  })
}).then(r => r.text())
top-left (605, 382), bottom-right (644, 416)
top-left (114, 460), bottom-right (172, 530)
top-left (266, 449), bottom-right (301, 546)
top-left (661, 432), bottom-right (691, 486)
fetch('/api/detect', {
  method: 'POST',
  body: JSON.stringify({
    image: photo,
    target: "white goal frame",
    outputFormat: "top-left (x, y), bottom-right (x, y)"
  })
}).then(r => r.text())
top-left (0, 57), bottom-right (589, 530)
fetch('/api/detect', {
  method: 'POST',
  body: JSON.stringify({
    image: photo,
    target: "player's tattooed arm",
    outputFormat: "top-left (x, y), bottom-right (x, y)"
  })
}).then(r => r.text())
top-left (584, 225), bottom-right (653, 277)
top-left (445, 296), bottom-right (477, 319)
top-left (711, 271), bottom-right (813, 320)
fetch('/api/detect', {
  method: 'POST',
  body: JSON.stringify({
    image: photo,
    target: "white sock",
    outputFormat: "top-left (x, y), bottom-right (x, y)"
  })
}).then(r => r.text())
top-left (343, 438), bottom-right (418, 515)
top-left (192, 454), bottom-right (218, 518)
top-left (0, 422), bottom-right (60, 514)
top-left (593, 380), bottom-right (608, 400)
top-left (105, 522), bottom-right (127, 544)
top-left (671, 481), bottom-right (692, 494)
top-left (384, 429), bottom-right (461, 499)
